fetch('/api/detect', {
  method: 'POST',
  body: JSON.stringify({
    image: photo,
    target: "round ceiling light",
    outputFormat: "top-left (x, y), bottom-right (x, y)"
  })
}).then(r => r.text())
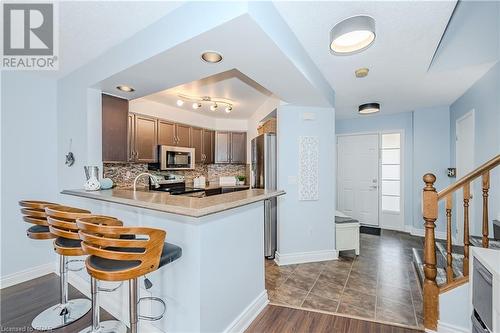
top-left (176, 99), bottom-right (184, 107)
top-left (116, 85), bottom-right (135, 92)
top-left (201, 51), bottom-right (223, 63)
top-left (358, 103), bottom-right (380, 115)
top-left (330, 16), bottom-right (375, 55)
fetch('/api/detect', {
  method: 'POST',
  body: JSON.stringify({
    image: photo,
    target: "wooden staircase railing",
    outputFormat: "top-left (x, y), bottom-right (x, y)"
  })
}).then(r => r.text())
top-left (422, 154), bottom-right (500, 330)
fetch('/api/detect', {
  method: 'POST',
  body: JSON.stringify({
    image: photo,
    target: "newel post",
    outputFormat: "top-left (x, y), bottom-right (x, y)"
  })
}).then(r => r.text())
top-left (422, 173), bottom-right (439, 330)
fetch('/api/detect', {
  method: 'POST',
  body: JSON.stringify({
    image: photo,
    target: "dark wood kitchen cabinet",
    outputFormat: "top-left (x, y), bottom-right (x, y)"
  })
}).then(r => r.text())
top-left (133, 114), bottom-right (157, 163)
top-left (176, 124), bottom-right (191, 147)
top-left (230, 132), bottom-right (247, 164)
top-left (191, 127), bottom-right (203, 163)
top-left (202, 129), bottom-right (215, 164)
top-left (158, 121), bottom-right (191, 147)
top-left (215, 131), bottom-right (231, 163)
top-left (215, 131), bottom-right (246, 164)
top-left (158, 120), bottom-right (176, 146)
top-left (102, 94), bottom-right (129, 162)
top-left (192, 128), bottom-right (214, 164)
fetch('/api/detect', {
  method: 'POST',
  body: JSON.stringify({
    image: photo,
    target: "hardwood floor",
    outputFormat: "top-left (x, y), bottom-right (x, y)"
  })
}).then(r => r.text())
top-left (0, 273), bottom-right (115, 332)
top-left (246, 305), bottom-right (423, 333)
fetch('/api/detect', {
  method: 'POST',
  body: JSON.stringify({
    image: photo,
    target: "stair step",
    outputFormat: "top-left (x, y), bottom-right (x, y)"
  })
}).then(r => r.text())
top-left (435, 242), bottom-right (464, 278)
top-left (470, 236), bottom-right (500, 250)
top-left (411, 247), bottom-right (458, 288)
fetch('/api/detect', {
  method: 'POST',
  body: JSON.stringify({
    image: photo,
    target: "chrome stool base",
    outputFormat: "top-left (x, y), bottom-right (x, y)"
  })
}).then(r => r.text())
top-left (79, 320), bottom-right (127, 333)
top-left (31, 298), bottom-right (91, 331)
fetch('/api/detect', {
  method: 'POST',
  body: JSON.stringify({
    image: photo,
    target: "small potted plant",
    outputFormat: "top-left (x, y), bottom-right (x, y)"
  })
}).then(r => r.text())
top-left (236, 175), bottom-right (246, 185)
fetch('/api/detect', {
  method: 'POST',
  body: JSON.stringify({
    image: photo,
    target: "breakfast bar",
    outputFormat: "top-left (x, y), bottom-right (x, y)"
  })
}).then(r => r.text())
top-left (62, 188), bottom-right (284, 333)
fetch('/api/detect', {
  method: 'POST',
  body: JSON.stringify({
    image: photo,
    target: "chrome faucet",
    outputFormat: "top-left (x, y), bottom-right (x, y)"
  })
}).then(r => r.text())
top-left (133, 173), bottom-right (160, 191)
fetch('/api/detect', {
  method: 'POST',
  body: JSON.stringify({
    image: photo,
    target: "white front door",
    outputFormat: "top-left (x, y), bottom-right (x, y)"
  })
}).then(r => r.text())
top-left (337, 134), bottom-right (379, 226)
top-left (456, 110), bottom-right (475, 244)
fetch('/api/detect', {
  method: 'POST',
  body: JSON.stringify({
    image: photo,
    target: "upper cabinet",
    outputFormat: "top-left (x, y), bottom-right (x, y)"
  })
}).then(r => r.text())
top-left (133, 114), bottom-right (157, 163)
top-left (158, 121), bottom-right (191, 147)
top-left (230, 132), bottom-right (247, 164)
top-left (158, 120), bottom-right (176, 146)
top-left (202, 129), bottom-right (215, 164)
top-left (175, 124), bottom-right (191, 147)
top-left (102, 94), bottom-right (129, 162)
top-left (191, 127), bottom-right (204, 163)
top-left (215, 131), bottom-right (247, 164)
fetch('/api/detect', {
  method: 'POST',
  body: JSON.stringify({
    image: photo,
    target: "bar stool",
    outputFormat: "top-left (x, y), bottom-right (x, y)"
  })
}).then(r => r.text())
top-left (39, 205), bottom-right (94, 330)
top-left (73, 216), bottom-right (128, 333)
top-left (77, 217), bottom-right (182, 333)
top-left (19, 200), bottom-right (57, 240)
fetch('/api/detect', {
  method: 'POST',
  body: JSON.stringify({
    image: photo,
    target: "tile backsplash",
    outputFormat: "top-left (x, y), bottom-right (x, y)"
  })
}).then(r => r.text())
top-left (103, 163), bottom-right (249, 188)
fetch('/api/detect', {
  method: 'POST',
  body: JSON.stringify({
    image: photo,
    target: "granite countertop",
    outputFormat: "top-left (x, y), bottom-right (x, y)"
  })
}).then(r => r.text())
top-left (62, 188), bottom-right (284, 218)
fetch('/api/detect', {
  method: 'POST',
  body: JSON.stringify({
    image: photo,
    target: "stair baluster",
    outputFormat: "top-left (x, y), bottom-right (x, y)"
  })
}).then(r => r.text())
top-left (482, 171), bottom-right (490, 248)
top-left (463, 183), bottom-right (470, 277)
top-left (422, 174), bottom-right (439, 331)
top-left (445, 195), bottom-right (453, 283)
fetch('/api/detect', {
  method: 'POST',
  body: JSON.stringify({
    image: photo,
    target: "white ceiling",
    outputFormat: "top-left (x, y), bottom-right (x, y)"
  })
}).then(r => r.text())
top-left (274, 1), bottom-right (496, 119)
top-left (45, 1), bottom-right (182, 78)
top-left (141, 69), bottom-right (273, 119)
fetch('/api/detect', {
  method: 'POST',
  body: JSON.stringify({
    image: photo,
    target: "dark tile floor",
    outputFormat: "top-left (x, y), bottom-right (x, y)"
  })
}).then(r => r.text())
top-left (266, 230), bottom-right (424, 329)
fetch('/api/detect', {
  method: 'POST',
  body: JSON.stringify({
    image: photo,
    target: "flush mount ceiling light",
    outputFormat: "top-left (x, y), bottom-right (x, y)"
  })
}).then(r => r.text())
top-left (355, 67), bottom-right (369, 78)
top-left (116, 85), bottom-right (135, 92)
top-left (177, 94), bottom-right (234, 113)
top-left (330, 15), bottom-right (376, 55)
top-left (358, 103), bottom-right (380, 115)
top-left (201, 51), bottom-right (223, 63)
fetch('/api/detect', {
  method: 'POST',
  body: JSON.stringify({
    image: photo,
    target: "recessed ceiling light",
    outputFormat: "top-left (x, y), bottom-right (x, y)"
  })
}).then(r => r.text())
top-left (359, 103), bottom-right (380, 115)
top-left (225, 105), bottom-right (232, 113)
top-left (192, 102), bottom-right (201, 109)
top-left (201, 51), bottom-right (223, 63)
top-left (176, 99), bottom-right (184, 107)
top-left (210, 103), bottom-right (218, 111)
top-left (116, 85), bottom-right (135, 92)
top-left (330, 16), bottom-right (375, 55)
top-left (355, 68), bottom-right (369, 78)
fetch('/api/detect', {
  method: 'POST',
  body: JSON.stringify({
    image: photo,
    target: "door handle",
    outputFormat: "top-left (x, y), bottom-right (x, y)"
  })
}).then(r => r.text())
top-left (369, 185), bottom-right (378, 189)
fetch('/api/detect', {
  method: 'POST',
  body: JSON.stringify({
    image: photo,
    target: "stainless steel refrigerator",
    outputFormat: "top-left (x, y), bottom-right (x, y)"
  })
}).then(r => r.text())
top-left (251, 133), bottom-right (277, 259)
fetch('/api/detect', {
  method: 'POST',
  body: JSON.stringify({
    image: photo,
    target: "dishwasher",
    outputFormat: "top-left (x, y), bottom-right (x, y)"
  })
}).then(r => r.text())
top-left (472, 258), bottom-right (493, 332)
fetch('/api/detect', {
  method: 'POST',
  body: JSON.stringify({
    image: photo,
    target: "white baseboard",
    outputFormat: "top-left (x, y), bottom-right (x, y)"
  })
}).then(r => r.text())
top-left (223, 290), bottom-right (269, 333)
top-left (274, 249), bottom-right (339, 266)
top-left (0, 262), bottom-right (56, 289)
top-left (437, 321), bottom-right (469, 333)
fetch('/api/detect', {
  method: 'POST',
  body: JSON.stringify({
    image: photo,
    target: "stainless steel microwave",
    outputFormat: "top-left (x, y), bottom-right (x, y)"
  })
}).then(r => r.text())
top-left (159, 146), bottom-right (195, 170)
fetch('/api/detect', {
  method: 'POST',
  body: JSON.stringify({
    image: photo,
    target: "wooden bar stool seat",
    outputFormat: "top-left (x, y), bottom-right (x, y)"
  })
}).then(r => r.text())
top-left (77, 217), bottom-right (182, 333)
top-left (19, 200), bottom-right (58, 240)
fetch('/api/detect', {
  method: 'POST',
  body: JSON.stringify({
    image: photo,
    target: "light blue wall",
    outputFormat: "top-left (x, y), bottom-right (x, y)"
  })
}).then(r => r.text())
top-left (450, 62), bottom-right (500, 234)
top-left (413, 106), bottom-right (451, 233)
top-left (336, 112), bottom-right (414, 229)
top-left (277, 105), bottom-right (336, 255)
top-left (1, 72), bottom-right (58, 278)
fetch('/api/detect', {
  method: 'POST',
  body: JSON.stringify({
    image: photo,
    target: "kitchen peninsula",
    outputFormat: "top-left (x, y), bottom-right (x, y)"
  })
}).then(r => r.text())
top-left (62, 187), bottom-right (284, 332)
